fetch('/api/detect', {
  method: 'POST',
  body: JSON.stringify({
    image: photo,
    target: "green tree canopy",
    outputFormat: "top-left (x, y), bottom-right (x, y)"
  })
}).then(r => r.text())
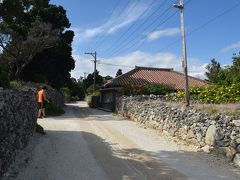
top-left (205, 58), bottom-right (221, 83)
top-left (83, 70), bottom-right (103, 90)
top-left (116, 69), bottom-right (123, 77)
top-left (205, 53), bottom-right (240, 85)
top-left (0, 0), bottom-right (75, 88)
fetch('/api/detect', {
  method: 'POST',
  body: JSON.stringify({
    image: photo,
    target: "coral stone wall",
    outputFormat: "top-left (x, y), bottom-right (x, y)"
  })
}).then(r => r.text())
top-left (116, 96), bottom-right (240, 167)
top-left (0, 89), bottom-right (38, 177)
top-left (22, 83), bottom-right (64, 108)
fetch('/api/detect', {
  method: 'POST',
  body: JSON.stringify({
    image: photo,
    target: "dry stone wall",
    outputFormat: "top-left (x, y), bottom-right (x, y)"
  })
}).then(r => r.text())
top-left (0, 88), bottom-right (37, 177)
top-left (116, 95), bottom-right (240, 167)
top-left (22, 82), bottom-right (64, 108)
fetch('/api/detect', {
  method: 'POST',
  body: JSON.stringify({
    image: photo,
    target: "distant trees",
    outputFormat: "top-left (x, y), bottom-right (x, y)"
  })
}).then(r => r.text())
top-left (205, 52), bottom-right (240, 85)
top-left (82, 70), bottom-right (104, 92)
top-left (205, 59), bottom-right (221, 83)
top-left (116, 69), bottom-right (122, 77)
top-left (103, 75), bottom-right (113, 84)
top-left (0, 0), bottom-right (75, 89)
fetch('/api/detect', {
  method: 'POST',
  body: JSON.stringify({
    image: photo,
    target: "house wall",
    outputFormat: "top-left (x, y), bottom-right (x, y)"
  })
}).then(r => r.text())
top-left (116, 95), bottom-right (240, 167)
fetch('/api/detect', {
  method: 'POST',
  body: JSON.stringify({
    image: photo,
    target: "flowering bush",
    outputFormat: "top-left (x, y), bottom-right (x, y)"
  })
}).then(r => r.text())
top-left (177, 84), bottom-right (240, 103)
top-left (122, 82), bottom-right (172, 95)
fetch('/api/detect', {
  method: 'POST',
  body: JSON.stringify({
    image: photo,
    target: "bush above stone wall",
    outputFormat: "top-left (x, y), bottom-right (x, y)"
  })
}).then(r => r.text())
top-left (9, 81), bottom-right (64, 108)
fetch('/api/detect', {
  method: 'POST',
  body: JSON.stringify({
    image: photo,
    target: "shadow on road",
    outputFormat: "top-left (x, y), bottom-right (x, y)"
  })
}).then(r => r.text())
top-left (47, 103), bottom-right (123, 122)
top-left (6, 131), bottom-right (240, 180)
top-left (44, 130), bottom-right (187, 180)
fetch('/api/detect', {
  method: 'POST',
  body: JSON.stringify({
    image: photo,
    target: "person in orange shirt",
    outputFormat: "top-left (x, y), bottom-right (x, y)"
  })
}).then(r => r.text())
top-left (37, 86), bottom-right (49, 118)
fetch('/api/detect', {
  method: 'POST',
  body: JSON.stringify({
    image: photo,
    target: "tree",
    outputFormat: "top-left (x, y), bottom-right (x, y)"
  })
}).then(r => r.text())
top-left (0, 21), bottom-right (59, 79)
top-left (205, 53), bottom-right (240, 85)
top-left (103, 75), bottom-right (113, 83)
top-left (0, 0), bottom-right (75, 88)
top-left (83, 70), bottom-right (103, 90)
top-left (230, 52), bottom-right (240, 84)
top-left (66, 78), bottom-right (85, 100)
top-left (205, 59), bottom-right (221, 83)
top-left (116, 69), bottom-right (122, 77)
top-left (20, 30), bottom-right (75, 88)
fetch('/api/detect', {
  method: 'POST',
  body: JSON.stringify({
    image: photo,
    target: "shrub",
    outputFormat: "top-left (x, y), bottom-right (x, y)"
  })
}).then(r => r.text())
top-left (0, 64), bottom-right (10, 88)
top-left (122, 82), bottom-right (138, 96)
top-left (177, 84), bottom-right (240, 104)
top-left (60, 86), bottom-right (71, 102)
top-left (60, 87), bottom-right (71, 97)
top-left (86, 91), bottom-right (100, 107)
top-left (122, 83), bottom-right (171, 96)
top-left (10, 81), bottom-right (24, 89)
top-left (88, 91), bottom-right (100, 96)
top-left (45, 101), bottom-right (65, 116)
top-left (36, 123), bottom-right (46, 135)
top-left (143, 83), bottom-right (171, 95)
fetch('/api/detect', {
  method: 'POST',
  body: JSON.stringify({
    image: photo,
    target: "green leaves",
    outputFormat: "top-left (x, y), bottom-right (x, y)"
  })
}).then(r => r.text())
top-left (122, 83), bottom-right (171, 96)
top-left (0, 0), bottom-right (75, 88)
top-left (142, 83), bottom-right (170, 95)
top-left (205, 53), bottom-right (240, 85)
top-left (177, 84), bottom-right (240, 104)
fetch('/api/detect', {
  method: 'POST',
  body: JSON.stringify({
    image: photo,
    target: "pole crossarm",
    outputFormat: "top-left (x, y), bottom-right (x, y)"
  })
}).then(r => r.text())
top-left (84, 51), bottom-right (97, 91)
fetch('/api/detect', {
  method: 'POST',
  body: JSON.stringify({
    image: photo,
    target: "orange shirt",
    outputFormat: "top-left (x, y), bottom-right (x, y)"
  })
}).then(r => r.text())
top-left (38, 90), bottom-right (44, 103)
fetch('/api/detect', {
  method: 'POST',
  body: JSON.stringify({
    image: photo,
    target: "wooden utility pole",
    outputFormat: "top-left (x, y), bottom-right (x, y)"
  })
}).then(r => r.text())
top-left (85, 52), bottom-right (97, 91)
top-left (173, 0), bottom-right (190, 106)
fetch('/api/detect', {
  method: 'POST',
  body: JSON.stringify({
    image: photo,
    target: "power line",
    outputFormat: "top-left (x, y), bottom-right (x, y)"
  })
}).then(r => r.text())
top-left (158, 0), bottom-right (240, 52)
top-left (111, 0), bottom-right (194, 56)
top-left (128, 9), bottom-right (178, 53)
top-left (109, 6), bottom-right (177, 57)
top-left (85, 0), bottom-right (123, 51)
top-left (97, 60), bottom-right (134, 68)
top-left (95, 0), bottom-right (141, 52)
top-left (86, 0), bottom-right (131, 51)
top-left (99, 0), bottom-right (157, 55)
top-left (102, 0), bottom-right (171, 57)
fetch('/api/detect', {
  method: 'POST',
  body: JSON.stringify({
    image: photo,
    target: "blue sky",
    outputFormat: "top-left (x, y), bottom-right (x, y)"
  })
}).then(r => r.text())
top-left (50, 0), bottom-right (240, 79)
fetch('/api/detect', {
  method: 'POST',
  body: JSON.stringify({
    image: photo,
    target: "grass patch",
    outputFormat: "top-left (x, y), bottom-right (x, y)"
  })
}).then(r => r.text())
top-left (9, 81), bottom-right (24, 89)
top-left (36, 123), bottom-right (46, 135)
top-left (204, 108), bottom-right (218, 115)
top-left (225, 111), bottom-right (240, 118)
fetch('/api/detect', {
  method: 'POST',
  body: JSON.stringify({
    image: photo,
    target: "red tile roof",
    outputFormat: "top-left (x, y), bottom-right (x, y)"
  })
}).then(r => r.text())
top-left (105, 66), bottom-right (208, 90)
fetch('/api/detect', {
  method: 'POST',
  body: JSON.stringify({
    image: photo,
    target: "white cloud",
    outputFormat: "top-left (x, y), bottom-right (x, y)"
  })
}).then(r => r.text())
top-left (71, 51), bottom-right (207, 80)
top-left (72, 1), bottom-right (150, 45)
top-left (147, 28), bottom-right (180, 41)
top-left (221, 41), bottom-right (240, 53)
top-left (187, 59), bottom-right (207, 79)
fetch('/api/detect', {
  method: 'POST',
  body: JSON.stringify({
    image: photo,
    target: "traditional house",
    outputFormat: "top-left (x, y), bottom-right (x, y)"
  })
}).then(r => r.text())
top-left (99, 66), bottom-right (208, 111)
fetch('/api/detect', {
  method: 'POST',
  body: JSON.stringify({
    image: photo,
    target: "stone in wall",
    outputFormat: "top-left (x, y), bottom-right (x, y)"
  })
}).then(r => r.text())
top-left (205, 125), bottom-right (216, 146)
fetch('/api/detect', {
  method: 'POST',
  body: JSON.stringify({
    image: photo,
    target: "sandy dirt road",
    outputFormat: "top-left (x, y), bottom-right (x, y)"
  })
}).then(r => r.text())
top-left (4, 102), bottom-right (240, 180)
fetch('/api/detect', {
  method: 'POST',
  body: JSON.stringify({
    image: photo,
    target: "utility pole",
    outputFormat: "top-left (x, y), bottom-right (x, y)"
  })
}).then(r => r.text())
top-left (173, 0), bottom-right (190, 106)
top-left (85, 51), bottom-right (97, 91)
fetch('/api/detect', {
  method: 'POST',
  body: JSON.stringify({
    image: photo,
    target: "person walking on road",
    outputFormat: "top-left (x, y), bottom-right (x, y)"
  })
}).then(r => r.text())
top-left (37, 85), bottom-right (49, 118)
